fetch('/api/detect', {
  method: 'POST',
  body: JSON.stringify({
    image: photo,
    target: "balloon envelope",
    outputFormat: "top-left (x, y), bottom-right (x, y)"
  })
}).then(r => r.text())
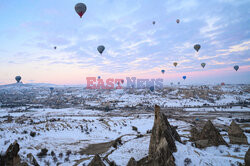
top-left (75, 3), bottom-right (87, 18)
top-left (201, 63), bottom-right (206, 68)
top-left (161, 70), bottom-right (165, 74)
top-left (15, 76), bottom-right (21, 83)
top-left (150, 86), bottom-right (154, 92)
top-left (97, 45), bottom-right (105, 54)
top-left (49, 87), bottom-right (54, 91)
top-left (234, 65), bottom-right (239, 71)
top-left (173, 62), bottom-right (178, 67)
top-left (152, 21), bottom-right (155, 25)
top-left (194, 44), bottom-right (201, 52)
top-left (98, 76), bottom-right (101, 79)
top-left (54, 46), bottom-right (57, 49)
top-left (183, 76), bottom-right (186, 80)
top-left (176, 19), bottom-right (180, 23)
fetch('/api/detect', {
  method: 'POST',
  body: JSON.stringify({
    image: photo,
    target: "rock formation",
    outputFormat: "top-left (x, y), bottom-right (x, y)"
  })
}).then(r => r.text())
top-left (127, 157), bottom-right (137, 166)
top-left (193, 120), bottom-right (228, 148)
top-left (0, 141), bottom-right (28, 166)
top-left (147, 105), bottom-right (180, 165)
top-left (245, 148), bottom-right (250, 166)
top-left (88, 154), bottom-right (105, 166)
top-left (128, 105), bottom-right (180, 166)
top-left (190, 127), bottom-right (200, 141)
top-left (27, 153), bottom-right (39, 166)
top-left (228, 121), bottom-right (248, 144)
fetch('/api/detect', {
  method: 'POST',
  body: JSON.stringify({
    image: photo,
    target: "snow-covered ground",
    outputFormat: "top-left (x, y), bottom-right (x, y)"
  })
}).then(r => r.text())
top-left (0, 84), bottom-right (249, 165)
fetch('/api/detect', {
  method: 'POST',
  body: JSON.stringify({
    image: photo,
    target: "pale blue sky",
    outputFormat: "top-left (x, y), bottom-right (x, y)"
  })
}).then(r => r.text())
top-left (0, 0), bottom-right (249, 85)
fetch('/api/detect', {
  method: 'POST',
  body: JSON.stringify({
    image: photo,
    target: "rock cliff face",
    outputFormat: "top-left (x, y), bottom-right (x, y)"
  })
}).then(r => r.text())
top-left (127, 105), bottom-right (181, 166)
top-left (228, 121), bottom-right (248, 144)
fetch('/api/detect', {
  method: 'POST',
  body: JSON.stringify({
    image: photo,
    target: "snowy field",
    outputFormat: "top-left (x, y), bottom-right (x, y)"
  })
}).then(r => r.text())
top-left (0, 84), bottom-right (249, 165)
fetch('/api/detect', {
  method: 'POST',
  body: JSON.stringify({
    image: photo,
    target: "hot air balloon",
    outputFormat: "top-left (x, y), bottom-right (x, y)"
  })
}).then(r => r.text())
top-left (176, 19), bottom-right (180, 24)
top-left (194, 44), bottom-right (201, 52)
top-left (49, 87), bottom-right (54, 91)
top-left (121, 80), bottom-right (124, 84)
top-left (15, 76), bottom-right (21, 83)
top-left (183, 76), bottom-right (186, 80)
top-left (98, 76), bottom-right (101, 79)
top-left (221, 82), bottom-right (225, 86)
top-left (54, 46), bottom-right (57, 50)
top-left (234, 65), bottom-right (239, 71)
top-left (97, 45), bottom-right (105, 54)
top-left (152, 21), bottom-right (155, 25)
top-left (161, 70), bottom-right (165, 74)
top-left (150, 86), bottom-right (154, 92)
top-left (201, 63), bottom-right (206, 68)
top-left (75, 3), bottom-right (87, 18)
top-left (173, 62), bottom-right (178, 67)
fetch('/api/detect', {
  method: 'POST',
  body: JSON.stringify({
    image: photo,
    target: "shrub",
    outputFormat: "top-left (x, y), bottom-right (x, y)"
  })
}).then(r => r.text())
top-left (30, 131), bottom-right (36, 137)
top-left (132, 126), bottom-right (138, 132)
top-left (184, 158), bottom-right (192, 166)
top-left (37, 148), bottom-right (48, 158)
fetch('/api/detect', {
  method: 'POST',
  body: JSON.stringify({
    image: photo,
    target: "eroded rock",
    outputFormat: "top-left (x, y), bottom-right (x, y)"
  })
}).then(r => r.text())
top-left (195, 120), bottom-right (228, 148)
top-left (127, 157), bottom-right (137, 166)
top-left (190, 127), bottom-right (200, 142)
top-left (245, 148), bottom-right (250, 166)
top-left (147, 105), bottom-right (180, 166)
top-left (27, 153), bottom-right (39, 166)
top-left (88, 154), bottom-right (105, 166)
top-left (228, 121), bottom-right (248, 144)
top-left (0, 141), bottom-right (28, 166)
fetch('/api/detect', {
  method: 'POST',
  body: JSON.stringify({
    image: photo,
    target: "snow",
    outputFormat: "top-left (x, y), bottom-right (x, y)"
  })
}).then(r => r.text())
top-left (0, 84), bottom-right (249, 165)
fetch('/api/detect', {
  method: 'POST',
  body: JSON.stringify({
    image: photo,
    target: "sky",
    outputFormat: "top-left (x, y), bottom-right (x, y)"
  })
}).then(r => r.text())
top-left (0, 0), bottom-right (249, 85)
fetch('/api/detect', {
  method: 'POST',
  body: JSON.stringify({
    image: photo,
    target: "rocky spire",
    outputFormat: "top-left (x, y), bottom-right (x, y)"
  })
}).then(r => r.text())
top-left (228, 121), bottom-right (248, 144)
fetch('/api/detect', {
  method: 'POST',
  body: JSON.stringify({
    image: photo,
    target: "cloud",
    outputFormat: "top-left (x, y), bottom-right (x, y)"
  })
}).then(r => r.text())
top-left (244, 58), bottom-right (250, 62)
top-left (217, 40), bottom-right (250, 56)
top-left (210, 60), bottom-right (238, 65)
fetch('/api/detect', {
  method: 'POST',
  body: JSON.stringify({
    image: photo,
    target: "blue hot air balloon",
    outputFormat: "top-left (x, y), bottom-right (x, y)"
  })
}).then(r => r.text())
top-left (15, 76), bottom-right (21, 83)
top-left (150, 86), bottom-right (154, 92)
top-left (161, 70), bottom-right (165, 74)
top-left (97, 45), bottom-right (105, 54)
top-left (183, 76), bottom-right (186, 80)
top-left (98, 76), bottom-right (101, 79)
top-left (234, 65), bottom-right (239, 71)
top-left (49, 87), bottom-right (54, 91)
